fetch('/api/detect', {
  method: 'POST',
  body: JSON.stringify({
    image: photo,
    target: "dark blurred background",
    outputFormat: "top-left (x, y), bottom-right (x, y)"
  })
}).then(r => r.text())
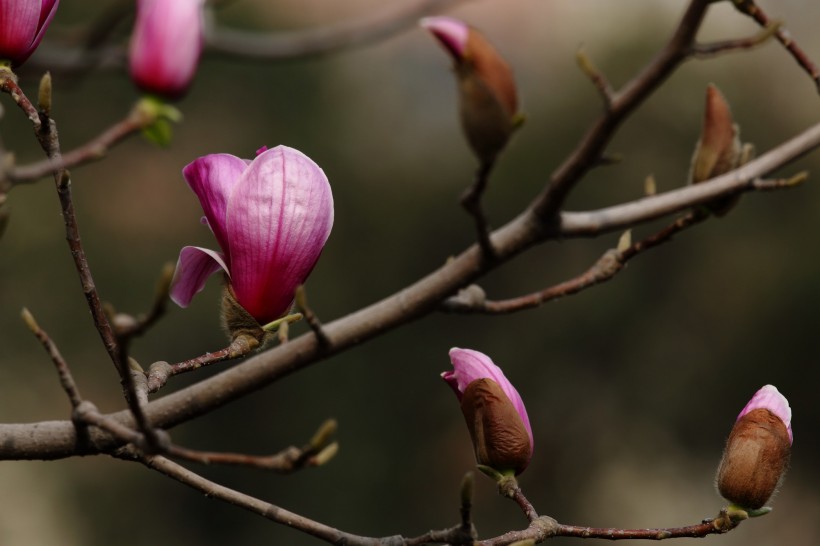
top-left (1, 0), bottom-right (819, 544)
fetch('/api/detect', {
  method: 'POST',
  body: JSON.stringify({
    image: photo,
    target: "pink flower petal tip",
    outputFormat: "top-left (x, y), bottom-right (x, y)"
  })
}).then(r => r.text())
top-left (420, 16), bottom-right (469, 59)
top-left (738, 384), bottom-right (792, 444)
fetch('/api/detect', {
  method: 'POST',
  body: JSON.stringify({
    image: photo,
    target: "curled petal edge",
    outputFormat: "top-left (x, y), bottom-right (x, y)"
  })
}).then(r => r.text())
top-left (170, 246), bottom-right (229, 308)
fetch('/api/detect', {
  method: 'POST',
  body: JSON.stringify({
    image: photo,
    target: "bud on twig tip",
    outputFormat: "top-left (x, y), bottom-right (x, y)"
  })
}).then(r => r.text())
top-left (617, 230), bottom-right (632, 253)
top-left (310, 418), bottom-right (338, 450)
top-left (20, 307), bottom-right (38, 332)
top-left (38, 72), bottom-right (52, 116)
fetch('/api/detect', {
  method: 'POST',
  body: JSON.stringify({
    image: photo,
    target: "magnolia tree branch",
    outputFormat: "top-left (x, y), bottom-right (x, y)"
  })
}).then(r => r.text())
top-left (28, 0), bottom-right (465, 73)
top-left (206, 0), bottom-right (465, 59)
top-left (1, 116), bottom-right (817, 461)
top-left (5, 102), bottom-right (148, 184)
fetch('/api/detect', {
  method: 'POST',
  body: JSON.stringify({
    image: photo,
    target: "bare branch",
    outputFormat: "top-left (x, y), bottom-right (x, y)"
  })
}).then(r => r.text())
top-left (206, 0), bottom-right (465, 60)
top-left (6, 103), bottom-right (148, 184)
top-left (21, 308), bottom-right (84, 409)
top-left (532, 0), bottom-right (712, 220)
top-left (731, 0), bottom-right (820, 92)
top-left (443, 210), bottom-right (707, 314)
top-left (559, 121), bottom-right (820, 237)
top-left (2, 117), bottom-right (817, 460)
top-left (461, 160), bottom-right (498, 261)
top-left (576, 48), bottom-right (615, 108)
top-left (691, 20), bottom-right (780, 58)
top-left (295, 285), bottom-right (331, 348)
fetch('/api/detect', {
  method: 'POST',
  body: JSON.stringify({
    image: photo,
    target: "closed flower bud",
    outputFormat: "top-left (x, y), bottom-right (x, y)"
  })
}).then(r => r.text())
top-left (688, 85), bottom-right (750, 215)
top-left (421, 17), bottom-right (521, 165)
top-left (716, 385), bottom-right (792, 510)
top-left (442, 348), bottom-right (533, 476)
top-left (0, 0), bottom-right (60, 67)
top-left (170, 146), bottom-right (334, 339)
top-left (129, 0), bottom-right (204, 100)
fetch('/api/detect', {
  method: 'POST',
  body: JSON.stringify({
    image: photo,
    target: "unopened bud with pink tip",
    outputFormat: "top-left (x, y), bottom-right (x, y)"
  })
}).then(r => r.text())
top-left (716, 385), bottom-right (792, 510)
top-left (0, 0), bottom-right (60, 68)
top-left (443, 348), bottom-right (533, 476)
top-left (129, 0), bottom-right (204, 100)
top-left (688, 84), bottom-right (754, 216)
top-left (421, 17), bottom-right (522, 165)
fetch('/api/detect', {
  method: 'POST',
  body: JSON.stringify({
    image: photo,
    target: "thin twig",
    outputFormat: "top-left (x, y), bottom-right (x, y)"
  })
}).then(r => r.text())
top-left (165, 418), bottom-right (338, 472)
top-left (691, 20), bottom-right (780, 58)
top-left (460, 160), bottom-right (497, 261)
top-left (20, 308), bottom-right (83, 408)
top-left (443, 210), bottom-right (707, 314)
top-left (113, 263), bottom-right (174, 341)
top-left (295, 285), bottom-right (331, 348)
top-left (731, 0), bottom-right (820, 93)
top-left (576, 48), bottom-right (614, 108)
top-left (7, 105), bottom-right (147, 184)
top-left (553, 508), bottom-right (744, 540)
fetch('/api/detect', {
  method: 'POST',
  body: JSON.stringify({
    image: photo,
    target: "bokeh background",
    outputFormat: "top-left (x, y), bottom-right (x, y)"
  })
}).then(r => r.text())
top-left (1, 0), bottom-right (819, 544)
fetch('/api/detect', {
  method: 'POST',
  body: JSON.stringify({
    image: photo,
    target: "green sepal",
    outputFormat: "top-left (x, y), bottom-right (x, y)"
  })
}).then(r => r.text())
top-left (136, 95), bottom-right (183, 147)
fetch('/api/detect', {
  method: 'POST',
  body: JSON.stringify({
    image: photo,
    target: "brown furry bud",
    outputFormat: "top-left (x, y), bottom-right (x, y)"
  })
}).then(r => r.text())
top-left (460, 378), bottom-right (532, 475)
top-left (422, 17), bottom-right (521, 164)
top-left (717, 408), bottom-right (791, 509)
top-left (220, 283), bottom-right (265, 351)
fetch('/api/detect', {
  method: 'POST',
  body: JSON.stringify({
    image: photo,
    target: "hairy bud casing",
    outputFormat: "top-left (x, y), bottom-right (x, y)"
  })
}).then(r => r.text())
top-left (443, 348), bottom-right (533, 476)
top-left (421, 17), bottom-right (521, 164)
top-left (716, 385), bottom-right (792, 509)
top-left (460, 378), bottom-right (532, 475)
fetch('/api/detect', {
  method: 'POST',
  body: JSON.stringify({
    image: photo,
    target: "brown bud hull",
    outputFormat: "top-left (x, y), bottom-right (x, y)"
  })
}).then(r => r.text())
top-left (717, 408), bottom-right (791, 509)
top-left (460, 378), bottom-right (531, 475)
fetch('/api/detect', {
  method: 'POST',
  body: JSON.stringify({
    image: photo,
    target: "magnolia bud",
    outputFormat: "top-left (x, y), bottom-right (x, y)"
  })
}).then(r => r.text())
top-left (421, 17), bottom-right (521, 165)
top-left (716, 385), bottom-right (792, 510)
top-left (443, 348), bottom-right (533, 476)
top-left (688, 85), bottom-right (749, 216)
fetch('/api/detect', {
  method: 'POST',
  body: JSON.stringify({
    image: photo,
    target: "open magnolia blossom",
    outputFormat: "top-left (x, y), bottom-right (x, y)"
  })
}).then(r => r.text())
top-left (443, 348), bottom-right (533, 476)
top-left (129, 0), bottom-right (204, 99)
top-left (170, 145), bottom-right (334, 327)
top-left (0, 0), bottom-right (60, 67)
top-left (716, 385), bottom-right (792, 510)
top-left (420, 16), bottom-right (520, 164)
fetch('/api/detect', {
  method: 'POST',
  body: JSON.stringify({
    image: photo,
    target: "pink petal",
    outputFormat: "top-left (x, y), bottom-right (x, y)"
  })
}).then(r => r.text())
top-left (169, 246), bottom-right (229, 308)
top-left (0, 0), bottom-right (41, 65)
top-left (225, 145), bottom-right (334, 324)
top-left (22, 0), bottom-right (59, 63)
top-left (420, 16), bottom-right (469, 59)
top-left (129, 0), bottom-right (204, 99)
top-left (445, 347), bottom-right (534, 453)
top-left (182, 153), bottom-right (248, 257)
top-left (738, 385), bottom-right (792, 444)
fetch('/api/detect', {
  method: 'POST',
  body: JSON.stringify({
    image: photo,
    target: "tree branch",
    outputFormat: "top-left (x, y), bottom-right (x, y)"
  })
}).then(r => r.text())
top-left (1, 117), bottom-right (817, 460)
top-left (206, 0), bottom-right (465, 60)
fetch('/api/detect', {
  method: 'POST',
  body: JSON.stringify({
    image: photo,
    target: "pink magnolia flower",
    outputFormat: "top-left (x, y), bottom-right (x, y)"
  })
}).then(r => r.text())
top-left (716, 385), bottom-right (792, 509)
top-left (443, 348), bottom-right (533, 475)
top-left (0, 0), bottom-right (60, 67)
top-left (129, 0), bottom-right (204, 99)
top-left (170, 145), bottom-right (334, 325)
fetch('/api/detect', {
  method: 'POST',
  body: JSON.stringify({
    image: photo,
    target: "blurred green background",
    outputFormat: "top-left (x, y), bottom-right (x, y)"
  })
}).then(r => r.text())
top-left (2, 0), bottom-right (819, 544)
